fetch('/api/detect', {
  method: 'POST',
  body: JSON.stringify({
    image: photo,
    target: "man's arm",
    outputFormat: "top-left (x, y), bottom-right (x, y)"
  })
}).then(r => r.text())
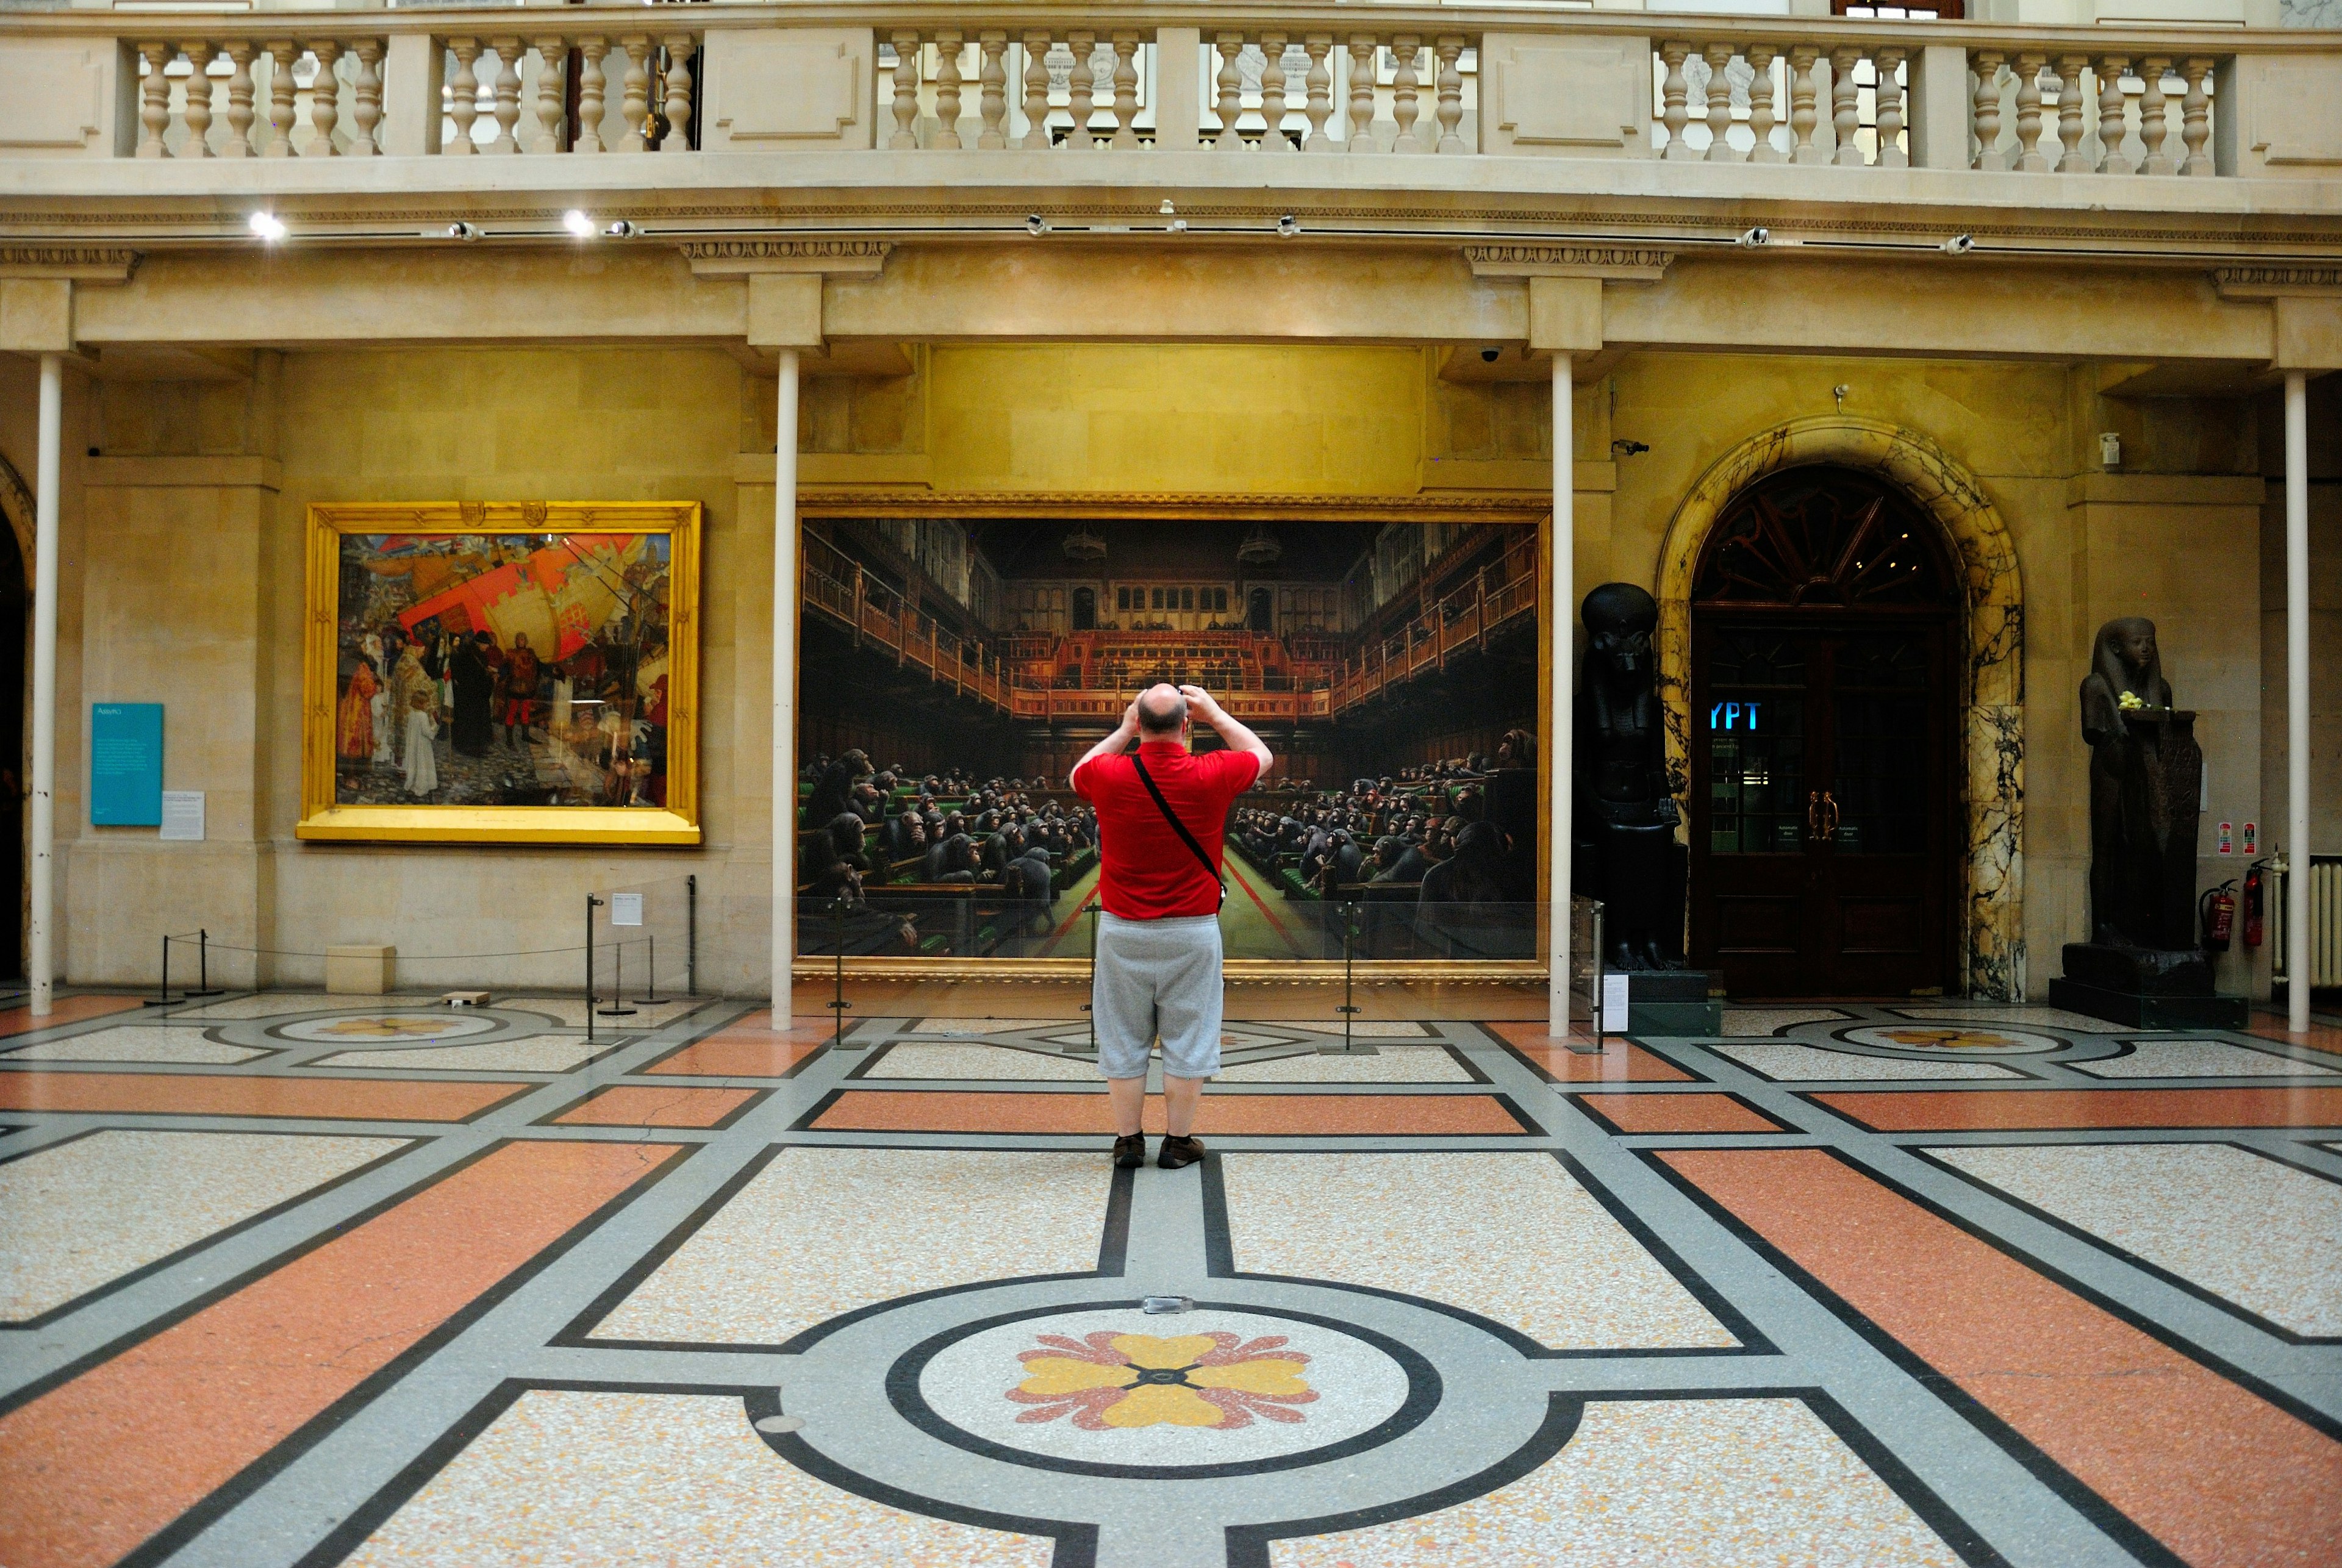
top-left (1180, 686), bottom-right (1273, 781)
top-left (1071, 697), bottom-right (1141, 792)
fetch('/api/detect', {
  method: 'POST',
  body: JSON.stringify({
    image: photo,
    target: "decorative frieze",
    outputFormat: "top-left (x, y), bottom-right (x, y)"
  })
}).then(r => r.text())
top-left (1463, 244), bottom-right (1672, 282)
top-left (2211, 265), bottom-right (2342, 298)
top-left (0, 246), bottom-right (140, 283)
top-left (681, 238), bottom-right (893, 277)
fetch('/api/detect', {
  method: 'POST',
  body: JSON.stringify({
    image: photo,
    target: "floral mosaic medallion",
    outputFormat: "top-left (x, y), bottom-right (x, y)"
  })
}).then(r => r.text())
top-left (895, 1305), bottom-right (1432, 1477)
top-left (1839, 1023), bottom-right (2063, 1056)
top-left (274, 1012), bottom-right (499, 1044)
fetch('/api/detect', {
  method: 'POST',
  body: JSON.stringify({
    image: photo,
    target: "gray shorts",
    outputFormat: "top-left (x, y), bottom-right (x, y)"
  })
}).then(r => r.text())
top-left (1092, 912), bottom-right (1223, 1080)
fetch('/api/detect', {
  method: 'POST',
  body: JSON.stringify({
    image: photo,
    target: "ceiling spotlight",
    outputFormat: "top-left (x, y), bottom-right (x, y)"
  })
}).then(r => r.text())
top-left (1275, 213), bottom-right (1300, 238)
top-left (445, 222), bottom-right (484, 242)
top-left (1736, 226), bottom-right (1769, 248)
top-left (604, 220), bottom-right (640, 239)
top-left (247, 211), bottom-right (286, 241)
top-left (562, 209), bottom-right (595, 238)
top-left (1025, 213), bottom-right (1050, 237)
top-left (1159, 199), bottom-right (1176, 215)
top-left (1480, 346), bottom-right (1502, 363)
top-left (1941, 232), bottom-right (1975, 256)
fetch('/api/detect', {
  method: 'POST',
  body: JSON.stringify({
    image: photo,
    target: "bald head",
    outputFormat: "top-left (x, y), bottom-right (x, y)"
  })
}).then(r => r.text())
top-left (1136, 683), bottom-right (1188, 737)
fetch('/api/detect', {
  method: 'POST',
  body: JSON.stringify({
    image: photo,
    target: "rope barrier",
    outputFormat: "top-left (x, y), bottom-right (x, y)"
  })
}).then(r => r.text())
top-left (157, 936), bottom-right (654, 961)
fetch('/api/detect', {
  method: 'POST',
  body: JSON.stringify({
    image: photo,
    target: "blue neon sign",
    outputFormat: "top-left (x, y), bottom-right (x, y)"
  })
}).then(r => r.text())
top-left (1708, 701), bottom-right (1761, 731)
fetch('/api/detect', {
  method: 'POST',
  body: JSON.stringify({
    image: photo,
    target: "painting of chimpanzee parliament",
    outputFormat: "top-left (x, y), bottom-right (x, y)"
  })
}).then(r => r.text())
top-left (299, 503), bottom-right (700, 843)
top-left (795, 509), bottom-right (1542, 962)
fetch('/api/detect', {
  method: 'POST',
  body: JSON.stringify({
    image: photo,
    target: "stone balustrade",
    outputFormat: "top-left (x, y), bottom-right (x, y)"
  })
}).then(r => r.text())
top-left (0, 6), bottom-right (2333, 181)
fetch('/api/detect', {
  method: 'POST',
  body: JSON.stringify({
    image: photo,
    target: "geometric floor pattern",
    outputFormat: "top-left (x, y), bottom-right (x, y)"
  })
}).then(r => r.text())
top-left (1, 992), bottom-right (2338, 1566)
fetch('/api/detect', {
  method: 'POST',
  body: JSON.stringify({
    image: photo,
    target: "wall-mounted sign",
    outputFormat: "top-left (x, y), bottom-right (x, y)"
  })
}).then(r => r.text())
top-left (2243, 821), bottom-right (2257, 855)
top-left (2218, 820), bottom-right (2233, 855)
top-left (90, 703), bottom-right (163, 826)
top-left (159, 791), bottom-right (206, 842)
top-left (1706, 701), bottom-right (1763, 732)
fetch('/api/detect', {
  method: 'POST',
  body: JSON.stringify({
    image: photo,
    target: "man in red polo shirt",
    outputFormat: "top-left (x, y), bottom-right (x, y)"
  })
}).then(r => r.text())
top-left (1072, 683), bottom-right (1272, 1171)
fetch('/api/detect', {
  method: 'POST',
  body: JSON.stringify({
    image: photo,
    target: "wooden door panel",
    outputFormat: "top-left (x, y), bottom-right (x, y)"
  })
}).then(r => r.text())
top-left (1717, 894), bottom-right (1802, 952)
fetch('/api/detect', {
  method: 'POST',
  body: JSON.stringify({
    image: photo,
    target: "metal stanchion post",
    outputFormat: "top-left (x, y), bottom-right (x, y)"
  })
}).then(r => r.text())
top-left (185, 928), bottom-right (223, 998)
top-left (637, 934), bottom-right (669, 1004)
top-left (585, 895), bottom-right (602, 1043)
top-left (686, 873), bottom-right (698, 997)
top-left (1568, 899), bottom-right (1606, 1054)
top-left (829, 893), bottom-right (853, 1047)
top-left (1325, 901), bottom-right (1365, 1056)
top-left (598, 936), bottom-right (639, 1018)
top-left (1065, 904), bottom-right (1097, 1057)
top-left (145, 933), bottom-right (179, 1008)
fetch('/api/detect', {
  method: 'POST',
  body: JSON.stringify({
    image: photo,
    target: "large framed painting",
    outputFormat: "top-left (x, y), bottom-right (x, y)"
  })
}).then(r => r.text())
top-left (298, 501), bottom-right (700, 844)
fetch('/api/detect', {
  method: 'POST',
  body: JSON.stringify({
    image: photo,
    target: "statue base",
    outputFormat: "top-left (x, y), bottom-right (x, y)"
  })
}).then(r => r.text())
top-left (2050, 944), bottom-right (2245, 1028)
top-left (1616, 970), bottom-right (1723, 1038)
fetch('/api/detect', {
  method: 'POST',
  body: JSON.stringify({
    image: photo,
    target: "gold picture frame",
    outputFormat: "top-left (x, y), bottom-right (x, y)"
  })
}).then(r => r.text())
top-left (298, 501), bottom-right (701, 845)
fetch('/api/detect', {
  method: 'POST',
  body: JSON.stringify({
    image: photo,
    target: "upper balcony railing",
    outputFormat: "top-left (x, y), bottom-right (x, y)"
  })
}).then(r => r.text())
top-left (1, 4), bottom-right (2335, 183)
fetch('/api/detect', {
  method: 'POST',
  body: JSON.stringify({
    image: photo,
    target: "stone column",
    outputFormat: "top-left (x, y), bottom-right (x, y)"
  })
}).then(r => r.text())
top-left (2283, 368), bottom-right (2310, 1036)
top-left (30, 353), bottom-right (61, 1015)
top-left (773, 347), bottom-right (800, 1028)
top-left (1549, 348), bottom-right (1573, 1032)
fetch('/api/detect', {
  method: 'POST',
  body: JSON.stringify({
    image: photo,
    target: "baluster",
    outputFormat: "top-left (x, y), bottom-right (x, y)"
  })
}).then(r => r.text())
top-left (978, 32), bottom-right (1008, 149)
top-left (1303, 35), bottom-right (1335, 153)
top-left (2054, 54), bottom-right (2091, 172)
top-left (180, 42), bottom-right (216, 159)
top-left (1705, 43), bottom-right (1742, 163)
top-left (887, 32), bottom-right (920, 149)
top-left (1659, 40), bottom-right (1694, 160)
top-left (223, 43), bottom-right (257, 157)
top-left (1019, 32), bottom-right (1051, 149)
top-left (1214, 35), bottom-right (1244, 148)
top-left (1789, 45), bottom-right (1823, 164)
top-left (1065, 32), bottom-right (1095, 149)
top-left (484, 38), bottom-right (521, 154)
top-left (1875, 46), bottom-right (1907, 166)
top-left (530, 35), bottom-right (566, 154)
top-left (1747, 43), bottom-right (1781, 163)
top-left (136, 42), bottom-right (173, 159)
top-left (350, 39), bottom-right (382, 156)
top-left (576, 38), bottom-right (607, 152)
top-left (619, 35), bottom-right (652, 151)
top-left (2013, 52), bottom-right (2046, 170)
top-left (309, 42), bottom-right (342, 157)
top-left (1830, 46), bottom-right (1863, 165)
top-left (2136, 56), bottom-right (2172, 174)
top-left (1391, 36), bottom-right (1423, 153)
top-left (1434, 35), bottom-right (1466, 154)
top-left (932, 32), bottom-right (964, 149)
top-left (1347, 37), bottom-right (1378, 152)
top-left (1109, 33), bottom-right (1139, 149)
top-left (1261, 34), bottom-right (1293, 153)
top-left (2095, 54), bottom-right (2131, 173)
top-left (660, 35), bottom-right (693, 151)
top-left (2179, 57), bottom-right (2212, 176)
top-left (445, 38), bottom-right (481, 155)
top-left (1971, 49), bottom-right (2006, 170)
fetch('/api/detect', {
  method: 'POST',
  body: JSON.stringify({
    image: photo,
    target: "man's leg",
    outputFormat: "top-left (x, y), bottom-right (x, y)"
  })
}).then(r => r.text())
top-left (1109, 1075), bottom-right (1147, 1136)
top-left (1162, 1073), bottom-right (1204, 1137)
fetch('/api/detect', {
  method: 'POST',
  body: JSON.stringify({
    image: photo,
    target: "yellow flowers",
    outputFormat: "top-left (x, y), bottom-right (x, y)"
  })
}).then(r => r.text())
top-left (1879, 1027), bottom-right (2018, 1050)
top-left (1008, 1330), bottom-right (1317, 1430)
top-left (315, 1017), bottom-right (458, 1037)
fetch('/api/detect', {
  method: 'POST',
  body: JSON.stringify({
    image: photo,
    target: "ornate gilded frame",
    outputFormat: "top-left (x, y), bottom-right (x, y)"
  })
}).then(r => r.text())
top-left (298, 501), bottom-right (701, 845)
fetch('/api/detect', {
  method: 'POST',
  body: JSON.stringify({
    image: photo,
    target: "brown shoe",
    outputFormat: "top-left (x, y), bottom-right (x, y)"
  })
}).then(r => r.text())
top-left (1112, 1133), bottom-right (1146, 1169)
top-left (1156, 1134), bottom-right (1206, 1170)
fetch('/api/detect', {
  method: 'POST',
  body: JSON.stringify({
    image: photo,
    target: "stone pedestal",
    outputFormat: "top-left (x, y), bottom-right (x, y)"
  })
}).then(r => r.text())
top-left (2048, 942), bottom-right (2246, 1029)
top-left (1622, 969), bottom-right (1722, 1037)
top-left (325, 943), bottom-right (395, 995)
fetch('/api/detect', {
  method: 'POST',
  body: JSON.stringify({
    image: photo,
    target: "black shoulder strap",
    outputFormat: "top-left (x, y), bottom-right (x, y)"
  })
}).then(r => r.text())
top-left (1128, 750), bottom-right (1226, 909)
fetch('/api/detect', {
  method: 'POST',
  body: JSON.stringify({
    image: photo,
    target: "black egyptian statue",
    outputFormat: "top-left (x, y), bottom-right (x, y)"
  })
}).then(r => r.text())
top-left (1574, 583), bottom-right (1686, 970)
top-left (2080, 618), bottom-right (2202, 952)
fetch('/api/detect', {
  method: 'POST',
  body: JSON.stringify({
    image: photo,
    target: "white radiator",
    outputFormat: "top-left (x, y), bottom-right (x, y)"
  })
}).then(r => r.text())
top-left (2272, 857), bottom-right (2342, 989)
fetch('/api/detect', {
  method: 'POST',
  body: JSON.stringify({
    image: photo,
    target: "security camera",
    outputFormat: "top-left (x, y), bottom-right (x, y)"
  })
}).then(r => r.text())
top-left (1275, 213), bottom-right (1300, 238)
top-left (1610, 439), bottom-right (1650, 457)
top-left (603, 220), bottom-right (640, 239)
top-left (1480, 346), bottom-right (1501, 364)
top-left (1941, 232), bottom-right (1975, 256)
top-left (1159, 199), bottom-right (1176, 216)
top-left (445, 222), bottom-right (483, 242)
top-left (1025, 213), bottom-right (1050, 236)
top-left (1736, 226), bottom-right (1769, 248)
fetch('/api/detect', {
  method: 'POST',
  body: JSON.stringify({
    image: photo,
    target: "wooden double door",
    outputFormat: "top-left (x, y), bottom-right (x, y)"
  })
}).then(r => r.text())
top-left (1689, 615), bottom-right (1955, 997)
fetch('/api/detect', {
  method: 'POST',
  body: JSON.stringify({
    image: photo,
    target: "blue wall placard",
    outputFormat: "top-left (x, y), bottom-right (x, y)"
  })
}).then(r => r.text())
top-left (90, 703), bottom-right (164, 826)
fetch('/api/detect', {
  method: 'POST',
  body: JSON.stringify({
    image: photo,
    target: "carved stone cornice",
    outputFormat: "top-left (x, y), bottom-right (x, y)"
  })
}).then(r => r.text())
top-left (681, 239), bottom-right (892, 278)
top-left (1464, 243), bottom-right (1672, 282)
top-left (0, 246), bottom-right (140, 284)
top-left (2213, 264), bottom-right (2342, 299)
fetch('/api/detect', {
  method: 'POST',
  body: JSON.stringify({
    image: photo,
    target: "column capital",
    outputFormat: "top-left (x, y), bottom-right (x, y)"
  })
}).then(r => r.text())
top-left (1527, 276), bottom-right (1604, 354)
top-left (1465, 243), bottom-right (1672, 283)
top-left (682, 238), bottom-right (891, 278)
top-left (0, 246), bottom-right (140, 284)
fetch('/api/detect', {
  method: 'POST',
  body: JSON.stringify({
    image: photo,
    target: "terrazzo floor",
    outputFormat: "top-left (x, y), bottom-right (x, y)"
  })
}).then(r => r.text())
top-left (0, 990), bottom-right (2336, 1567)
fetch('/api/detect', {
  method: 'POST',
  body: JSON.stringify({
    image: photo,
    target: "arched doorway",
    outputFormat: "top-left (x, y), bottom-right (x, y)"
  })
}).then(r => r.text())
top-left (1688, 465), bottom-right (1961, 996)
top-left (1071, 586), bottom-right (1097, 631)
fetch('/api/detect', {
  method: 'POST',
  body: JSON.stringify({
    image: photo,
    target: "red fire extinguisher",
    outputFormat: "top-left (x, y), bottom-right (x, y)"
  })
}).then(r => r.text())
top-left (2242, 861), bottom-right (2267, 950)
top-left (2201, 880), bottom-right (2236, 953)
